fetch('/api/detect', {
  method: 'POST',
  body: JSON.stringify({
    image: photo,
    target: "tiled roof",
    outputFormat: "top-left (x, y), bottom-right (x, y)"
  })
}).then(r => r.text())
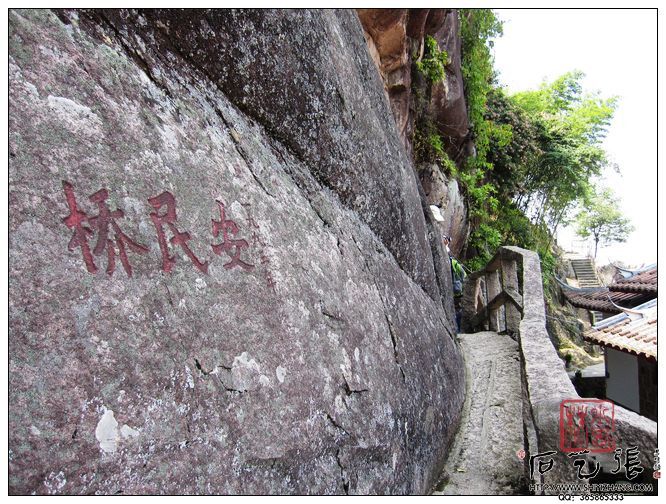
top-left (562, 288), bottom-right (652, 313)
top-left (583, 299), bottom-right (657, 360)
top-left (610, 266), bottom-right (657, 294)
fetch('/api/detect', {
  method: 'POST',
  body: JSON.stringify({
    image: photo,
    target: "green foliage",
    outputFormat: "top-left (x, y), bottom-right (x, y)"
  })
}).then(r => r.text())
top-left (575, 187), bottom-right (633, 258)
top-left (459, 9), bottom-right (503, 166)
top-left (411, 13), bottom-right (619, 283)
top-left (485, 88), bottom-right (543, 201)
top-left (465, 70), bottom-right (618, 281)
top-left (415, 35), bottom-right (449, 83)
top-left (510, 71), bottom-right (618, 232)
top-left (467, 222), bottom-right (501, 271)
top-left (413, 125), bottom-right (458, 176)
top-left (457, 9), bottom-right (505, 266)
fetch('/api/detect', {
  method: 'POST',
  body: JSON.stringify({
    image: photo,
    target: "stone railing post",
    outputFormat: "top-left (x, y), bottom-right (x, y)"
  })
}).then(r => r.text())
top-left (501, 257), bottom-right (521, 339)
top-left (486, 270), bottom-right (501, 332)
top-left (460, 275), bottom-right (478, 333)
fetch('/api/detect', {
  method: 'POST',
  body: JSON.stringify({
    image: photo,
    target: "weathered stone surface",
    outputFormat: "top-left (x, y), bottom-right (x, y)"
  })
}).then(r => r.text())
top-left (77, 8), bottom-right (439, 302)
top-left (356, 9), bottom-right (412, 150)
top-left (9, 9), bottom-right (464, 495)
top-left (357, 9), bottom-right (469, 163)
top-left (356, 9), bottom-right (409, 74)
top-left (434, 332), bottom-right (526, 495)
top-left (428, 11), bottom-right (470, 161)
top-left (418, 163), bottom-right (468, 257)
top-left (356, 11), bottom-right (469, 259)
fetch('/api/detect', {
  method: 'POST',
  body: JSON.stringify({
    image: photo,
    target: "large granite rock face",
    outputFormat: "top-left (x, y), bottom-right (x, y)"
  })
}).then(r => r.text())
top-left (9, 9), bottom-right (464, 495)
top-left (357, 9), bottom-right (470, 258)
top-left (76, 8), bottom-right (440, 303)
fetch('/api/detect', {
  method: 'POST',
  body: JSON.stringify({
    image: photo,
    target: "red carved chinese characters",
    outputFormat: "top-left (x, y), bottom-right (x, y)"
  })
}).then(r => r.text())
top-left (62, 181), bottom-right (96, 273)
top-left (63, 183), bottom-right (257, 277)
top-left (88, 189), bottom-right (149, 276)
top-left (148, 191), bottom-right (209, 274)
top-left (211, 201), bottom-right (254, 271)
top-left (62, 181), bottom-right (148, 276)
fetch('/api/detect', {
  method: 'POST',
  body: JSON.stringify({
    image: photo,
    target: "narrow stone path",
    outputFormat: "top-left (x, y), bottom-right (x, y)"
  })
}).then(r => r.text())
top-left (432, 331), bottom-right (526, 495)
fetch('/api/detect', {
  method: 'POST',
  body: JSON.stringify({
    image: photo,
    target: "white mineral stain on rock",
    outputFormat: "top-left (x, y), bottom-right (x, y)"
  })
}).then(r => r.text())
top-left (297, 300), bottom-right (310, 321)
top-left (230, 351), bottom-right (262, 391)
top-left (334, 394), bottom-right (345, 415)
top-left (120, 425), bottom-right (139, 439)
top-left (185, 365), bottom-right (195, 389)
top-left (342, 348), bottom-right (351, 368)
top-left (95, 408), bottom-right (119, 453)
top-left (195, 278), bottom-right (207, 291)
top-left (217, 425), bottom-right (228, 446)
top-left (23, 79), bottom-right (40, 97)
top-left (44, 470), bottom-right (67, 494)
top-left (30, 425), bottom-right (41, 436)
top-left (259, 375), bottom-right (270, 386)
top-left (327, 331), bottom-right (340, 345)
top-left (47, 95), bottom-right (102, 134)
top-left (354, 347), bottom-right (360, 361)
top-left (275, 365), bottom-right (286, 383)
top-left (230, 201), bottom-right (244, 215)
top-left (159, 123), bottom-right (180, 150)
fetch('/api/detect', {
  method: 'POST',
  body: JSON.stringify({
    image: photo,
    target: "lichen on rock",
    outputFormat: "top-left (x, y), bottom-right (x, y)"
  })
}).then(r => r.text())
top-left (9, 8), bottom-right (464, 495)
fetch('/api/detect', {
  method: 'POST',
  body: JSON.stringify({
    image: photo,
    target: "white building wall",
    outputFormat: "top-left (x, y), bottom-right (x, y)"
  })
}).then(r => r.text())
top-left (605, 348), bottom-right (639, 412)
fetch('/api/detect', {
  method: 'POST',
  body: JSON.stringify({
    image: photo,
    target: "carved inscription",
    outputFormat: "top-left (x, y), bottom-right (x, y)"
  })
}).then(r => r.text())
top-left (211, 201), bottom-right (254, 271)
top-left (62, 182), bottom-right (149, 276)
top-left (62, 181), bottom-right (254, 276)
top-left (148, 191), bottom-right (209, 274)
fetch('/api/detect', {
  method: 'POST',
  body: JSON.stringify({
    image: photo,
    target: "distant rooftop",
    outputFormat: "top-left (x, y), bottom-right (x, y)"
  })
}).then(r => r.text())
top-left (583, 299), bottom-right (657, 360)
top-left (562, 288), bottom-right (652, 314)
top-left (611, 266), bottom-right (657, 294)
top-left (561, 264), bottom-right (657, 313)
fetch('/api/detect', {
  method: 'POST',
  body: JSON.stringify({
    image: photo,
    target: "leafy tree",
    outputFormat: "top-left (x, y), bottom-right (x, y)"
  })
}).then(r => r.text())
top-left (459, 8), bottom-right (504, 171)
top-left (485, 88), bottom-right (543, 201)
top-left (511, 71), bottom-right (618, 234)
top-left (422, 13), bottom-right (618, 279)
top-left (575, 188), bottom-right (634, 258)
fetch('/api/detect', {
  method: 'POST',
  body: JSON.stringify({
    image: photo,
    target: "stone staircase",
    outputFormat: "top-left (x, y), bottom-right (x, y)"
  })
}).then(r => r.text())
top-left (570, 257), bottom-right (601, 288)
top-left (569, 256), bottom-right (604, 322)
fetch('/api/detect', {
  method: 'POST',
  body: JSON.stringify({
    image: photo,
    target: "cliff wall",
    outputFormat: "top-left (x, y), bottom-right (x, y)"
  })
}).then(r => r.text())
top-left (357, 8), bottom-right (470, 255)
top-left (9, 9), bottom-right (464, 494)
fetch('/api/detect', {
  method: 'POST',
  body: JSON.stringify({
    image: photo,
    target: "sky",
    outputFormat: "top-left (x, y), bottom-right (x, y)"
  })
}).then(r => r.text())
top-left (491, 9), bottom-right (657, 268)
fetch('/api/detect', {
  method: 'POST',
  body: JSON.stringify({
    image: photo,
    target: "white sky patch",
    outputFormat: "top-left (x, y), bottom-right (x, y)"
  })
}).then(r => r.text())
top-left (492, 8), bottom-right (657, 267)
